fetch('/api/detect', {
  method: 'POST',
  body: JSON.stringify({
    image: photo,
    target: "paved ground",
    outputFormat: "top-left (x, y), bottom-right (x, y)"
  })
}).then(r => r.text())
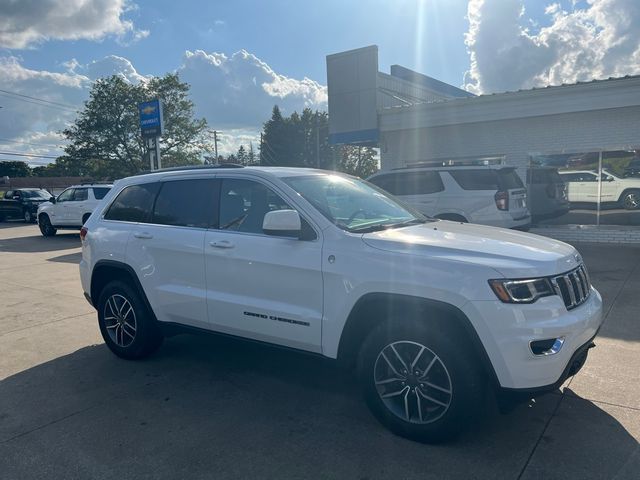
top-left (0, 223), bottom-right (638, 479)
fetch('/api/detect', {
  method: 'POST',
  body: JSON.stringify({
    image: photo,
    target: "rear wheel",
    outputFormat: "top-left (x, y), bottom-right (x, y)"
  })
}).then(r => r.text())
top-left (38, 214), bottom-right (57, 236)
top-left (97, 280), bottom-right (163, 360)
top-left (357, 321), bottom-right (485, 443)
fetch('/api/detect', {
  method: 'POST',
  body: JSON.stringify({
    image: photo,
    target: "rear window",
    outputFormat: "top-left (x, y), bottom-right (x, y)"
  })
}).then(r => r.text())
top-left (369, 171), bottom-right (444, 195)
top-left (527, 168), bottom-right (563, 184)
top-left (448, 169), bottom-right (523, 190)
top-left (104, 183), bottom-right (159, 223)
top-left (92, 187), bottom-right (111, 200)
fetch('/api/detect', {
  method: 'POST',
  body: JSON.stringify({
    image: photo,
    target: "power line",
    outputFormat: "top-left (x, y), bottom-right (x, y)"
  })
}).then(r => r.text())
top-left (0, 92), bottom-right (78, 113)
top-left (0, 137), bottom-right (64, 149)
top-left (0, 89), bottom-right (78, 110)
top-left (0, 151), bottom-right (59, 159)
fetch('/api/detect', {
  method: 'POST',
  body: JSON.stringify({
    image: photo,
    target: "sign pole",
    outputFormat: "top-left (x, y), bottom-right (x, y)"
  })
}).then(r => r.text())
top-left (155, 136), bottom-right (162, 170)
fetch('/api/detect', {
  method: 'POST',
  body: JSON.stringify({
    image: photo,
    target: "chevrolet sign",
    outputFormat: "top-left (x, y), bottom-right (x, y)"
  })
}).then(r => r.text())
top-left (138, 99), bottom-right (163, 138)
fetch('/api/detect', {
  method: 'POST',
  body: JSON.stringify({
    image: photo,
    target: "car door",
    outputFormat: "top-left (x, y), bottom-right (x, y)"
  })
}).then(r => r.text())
top-left (125, 178), bottom-right (214, 330)
top-left (50, 188), bottom-right (74, 225)
top-left (369, 171), bottom-right (443, 217)
top-left (67, 187), bottom-right (89, 225)
top-left (599, 173), bottom-right (618, 203)
top-left (204, 176), bottom-right (323, 353)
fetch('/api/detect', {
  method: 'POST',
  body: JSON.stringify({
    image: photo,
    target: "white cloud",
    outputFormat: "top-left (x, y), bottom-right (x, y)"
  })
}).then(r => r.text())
top-left (178, 49), bottom-right (327, 128)
top-left (1, 49), bottom-right (327, 163)
top-left (464, 0), bottom-right (640, 94)
top-left (0, 0), bottom-right (147, 49)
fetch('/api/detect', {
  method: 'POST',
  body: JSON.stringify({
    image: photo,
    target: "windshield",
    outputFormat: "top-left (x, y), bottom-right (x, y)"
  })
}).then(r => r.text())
top-left (283, 174), bottom-right (427, 232)
top-left (21, 189), bottom-right (51, 200)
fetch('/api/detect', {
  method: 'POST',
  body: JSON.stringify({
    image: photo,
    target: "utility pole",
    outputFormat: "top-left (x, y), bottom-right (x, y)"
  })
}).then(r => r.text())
top-left (260, 133), bottom-right (263, 165)
top-left (213, 130), bottom-right (219, 164)
top-left (316, 115), bottom-right (320, 168)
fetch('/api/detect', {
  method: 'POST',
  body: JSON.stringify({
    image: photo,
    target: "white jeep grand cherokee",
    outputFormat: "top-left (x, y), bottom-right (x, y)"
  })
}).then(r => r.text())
top-left (80, 165), bottom-right (603, 442)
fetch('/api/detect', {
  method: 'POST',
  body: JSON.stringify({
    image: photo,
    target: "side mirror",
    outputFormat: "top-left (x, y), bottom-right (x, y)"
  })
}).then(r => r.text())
top-left (263, 210), bottom-right (301, 238)
top-left (49, 196), bottom-right (56, 204)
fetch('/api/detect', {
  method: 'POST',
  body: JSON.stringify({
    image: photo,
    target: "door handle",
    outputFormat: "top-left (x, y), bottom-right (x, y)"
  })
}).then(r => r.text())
top-left (209, 240), bottom-right (234, 249)
top-left (133, 232), bottom-right (153, 239)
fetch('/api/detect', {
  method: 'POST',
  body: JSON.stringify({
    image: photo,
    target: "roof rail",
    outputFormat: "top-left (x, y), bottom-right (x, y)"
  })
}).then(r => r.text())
top-left (393, 157), bottom-right (505, 170)
top-left (79, 181), bottom-right (112, 186)
top-left (134, 163), bottom-right (244, 176)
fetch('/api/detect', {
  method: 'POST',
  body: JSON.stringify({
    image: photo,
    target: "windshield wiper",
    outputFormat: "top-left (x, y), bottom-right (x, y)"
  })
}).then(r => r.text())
top-left (349, 218), bottom-right (427, 233)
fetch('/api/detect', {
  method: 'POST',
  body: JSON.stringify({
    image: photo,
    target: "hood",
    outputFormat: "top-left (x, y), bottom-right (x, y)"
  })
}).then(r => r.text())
top-left (361, 220), bottom-right (581, 278)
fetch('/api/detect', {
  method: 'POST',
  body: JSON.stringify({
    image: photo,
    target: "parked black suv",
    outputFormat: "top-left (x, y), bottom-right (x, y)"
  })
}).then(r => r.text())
top-left (0, 188), bottom-right (52, 223)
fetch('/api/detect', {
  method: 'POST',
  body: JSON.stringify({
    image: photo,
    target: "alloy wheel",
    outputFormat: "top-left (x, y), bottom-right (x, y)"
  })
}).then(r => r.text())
top-left (623, 192), bottom-right (639, 210)
top-left (103, 294), bottom-right (137, 347)
top-left (374, 341), bottom-right (453, 424)
top-left (24, 211), bottom-right (32, 222)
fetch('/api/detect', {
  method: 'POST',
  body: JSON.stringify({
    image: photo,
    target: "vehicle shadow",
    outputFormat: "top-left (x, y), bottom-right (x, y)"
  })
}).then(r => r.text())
top-left (47, 252), bottom-right (82, 264)
top-left (0, 232), bottom-right (79, 253)
top-left (1, 333), bottom-right (637, 479)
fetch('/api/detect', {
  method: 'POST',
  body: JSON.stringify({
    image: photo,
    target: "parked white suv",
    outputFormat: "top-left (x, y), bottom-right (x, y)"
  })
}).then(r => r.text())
top-left (559, 169), bottom-right (640, 209)
top-left (80, 166), bottom-right (602, 442)
top-left (37, 184), bottom-right (112, 236)
top-left (368, 165), bottom-right (531, 229)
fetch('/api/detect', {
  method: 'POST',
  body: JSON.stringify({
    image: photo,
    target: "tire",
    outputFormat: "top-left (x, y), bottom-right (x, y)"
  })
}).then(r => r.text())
top-left (97, 280), bottom-right (163, 360)
top-left (23, 209), bottom-right (34, 223)
top-left (38, 214), bottom-right (57, 237)
top-left (357, 321), bottom-right (485, 443)
top-left (620, 190), bottom-right (640, 210)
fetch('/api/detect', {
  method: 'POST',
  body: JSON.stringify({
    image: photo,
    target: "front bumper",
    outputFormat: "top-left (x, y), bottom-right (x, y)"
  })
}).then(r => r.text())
top-left (462, 287), bottom-right (603, 389)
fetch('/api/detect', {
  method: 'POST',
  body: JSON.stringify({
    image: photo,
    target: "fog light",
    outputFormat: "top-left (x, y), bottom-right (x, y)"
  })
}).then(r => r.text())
top-left (530, 337), bottom-right (565, 356)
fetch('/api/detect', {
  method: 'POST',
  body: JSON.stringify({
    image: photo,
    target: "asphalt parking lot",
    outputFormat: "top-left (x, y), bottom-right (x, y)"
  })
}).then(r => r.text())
top-left (1, 223), bottom-right (639, 479)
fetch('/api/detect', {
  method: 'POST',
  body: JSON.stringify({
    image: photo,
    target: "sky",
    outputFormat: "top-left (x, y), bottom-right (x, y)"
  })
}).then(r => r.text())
top-left (1, 0), bottom-right (640, 164)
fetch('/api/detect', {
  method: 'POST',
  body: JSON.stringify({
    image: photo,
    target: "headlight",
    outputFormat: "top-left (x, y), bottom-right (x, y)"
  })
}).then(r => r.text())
top-left (489, 277), bottom-right (554, 304)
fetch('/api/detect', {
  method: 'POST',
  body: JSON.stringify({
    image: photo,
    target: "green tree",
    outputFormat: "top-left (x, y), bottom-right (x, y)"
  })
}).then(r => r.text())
top-left (59, 73), bottom-right (211, 179)
top-left (236, 145), bottom-right (247, 165)
top-left (248, 142), bottom-right (256, 165)
top-left (260, 105), bottom-right (378, 177)
top-left (0, 161), bottom-right (32, 177)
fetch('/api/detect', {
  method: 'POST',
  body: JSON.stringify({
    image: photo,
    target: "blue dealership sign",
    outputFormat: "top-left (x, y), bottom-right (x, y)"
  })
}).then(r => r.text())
top-left (138, 99), bottom-right (163, 138)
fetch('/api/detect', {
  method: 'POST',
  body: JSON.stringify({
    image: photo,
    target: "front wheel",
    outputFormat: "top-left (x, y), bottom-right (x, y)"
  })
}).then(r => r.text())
top-left (357, 322), bottom-right (485, 443)
top-left (23, 209), bottom-right (34, 223)
top-left (38, 214), bottom-right (57, 236)
top-left (97, 280), bottom-right (163, 360)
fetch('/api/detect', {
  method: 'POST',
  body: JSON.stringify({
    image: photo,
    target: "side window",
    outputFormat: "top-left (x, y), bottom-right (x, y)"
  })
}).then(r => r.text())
top-left (105, 183), bottom-right (159, 223)
top-left (152, 179), bottom-right (215, 228)
top-left (448, 170), bottom-right (500, 190)
top-left (56, 189), bottom-right (75, 203)
top-left (370, 172), bottom-right (444, 195)
top-left (73, 188), bottom-right (88, 201)
top-left (13, 190), bottom-right (22, 198)
top-left (4, 191), bottom-right (13, 199)
top-left (219, 179), bottom-right (291, 234)
top-left (92, 187), bottom-right (111, 200)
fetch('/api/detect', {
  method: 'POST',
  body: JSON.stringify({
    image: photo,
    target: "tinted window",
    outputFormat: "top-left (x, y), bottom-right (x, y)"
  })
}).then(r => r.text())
top-left (105, 183), bottom-right (159, 223)
top-left (56, 188), bottom-right (74, 202)
top-left (73, 188), bottom-right (88, 201)
top-left (152, 179), bottom-right (215, 228)
top-left (92, 187), bottom-right (111, 200)
top-left (370, 171), bottom-right (444, 196)
top-left (22, 189), bottom-right (51, 199)
top-left (449, 169), bottom-right (524, 190)
top-left (527, 168), bottom-right (563, 184)
top-left (219, 179), bottom-right (291, 234)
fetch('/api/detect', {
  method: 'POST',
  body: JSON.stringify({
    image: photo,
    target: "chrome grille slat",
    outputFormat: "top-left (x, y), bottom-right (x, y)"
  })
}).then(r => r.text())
top-left (552, 265), bottom-right (590, 310)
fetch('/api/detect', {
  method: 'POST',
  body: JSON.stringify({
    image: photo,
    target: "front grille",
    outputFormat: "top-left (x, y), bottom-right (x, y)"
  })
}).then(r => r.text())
top-left (551, 265), bottom-right (591, 310)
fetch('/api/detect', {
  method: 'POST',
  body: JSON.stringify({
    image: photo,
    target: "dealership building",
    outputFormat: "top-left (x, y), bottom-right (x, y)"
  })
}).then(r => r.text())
top-left (326, 45), bottom-right (640, 242)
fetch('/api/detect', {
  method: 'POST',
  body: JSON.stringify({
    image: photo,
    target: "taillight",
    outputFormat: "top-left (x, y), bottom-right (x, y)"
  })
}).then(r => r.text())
top-left (80, 226), bottom-right (88, 241)
top-left (494, 191), bottom-right (509, 211)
